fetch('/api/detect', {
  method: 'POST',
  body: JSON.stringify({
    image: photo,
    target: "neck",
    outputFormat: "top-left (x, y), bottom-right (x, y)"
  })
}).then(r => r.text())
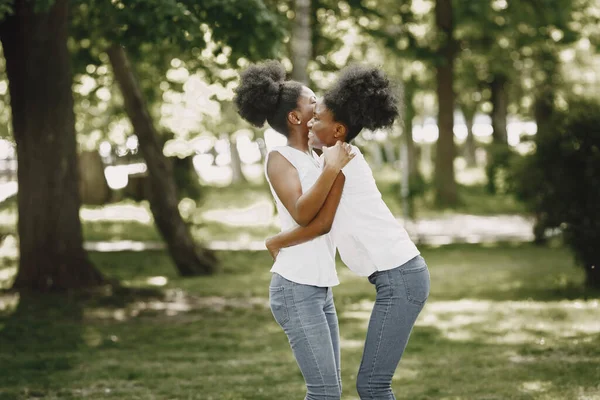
top-left (287, 132), bottom-right (310, 153)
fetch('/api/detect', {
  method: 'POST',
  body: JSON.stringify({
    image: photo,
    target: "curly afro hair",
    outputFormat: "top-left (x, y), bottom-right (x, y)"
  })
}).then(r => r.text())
top-left (324, 65), bottom-right (400, 142)
top-left (234, 60), bottom-right (303, 136)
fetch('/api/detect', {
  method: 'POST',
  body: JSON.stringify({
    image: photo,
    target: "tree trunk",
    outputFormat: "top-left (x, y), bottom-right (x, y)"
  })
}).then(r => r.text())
top-left (490, 74), bottom-right (509, 144)
top-left (290, 0), bottom-right (311, 84)
top-left (585, 263), bottom-right (600, 290)
top-left (79, 150), bottom-right (111, 205)
top-left (383, 142), bottom-right (397, 164)
top-left (229, 137), bottom-right (247, 184)
top-left (404, 79), bottom-right (418, 179)
top-left (0, 0), bottom-right (103, 291)
top-left (534, 50), bottom-right (558, 140)
top-left (462, 106), bottom-right (477, 167)
top-left (402, 78), bottom-right (419, 218)
top-left (434, 0), bottom-right (458, 206)
top-left (107, 44), bottom-right (217, 276)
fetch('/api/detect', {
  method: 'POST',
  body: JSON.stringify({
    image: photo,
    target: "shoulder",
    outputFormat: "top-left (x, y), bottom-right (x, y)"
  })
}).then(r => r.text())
top-left (341, 145), bottom-right (366, 174)
top-left (349, 144), bottom-right (363, 156)
top-left (267, 148), bottom-right (296, 176)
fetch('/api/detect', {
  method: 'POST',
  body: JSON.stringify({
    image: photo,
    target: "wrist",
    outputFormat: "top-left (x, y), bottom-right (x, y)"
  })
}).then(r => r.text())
top-left (266, 236), bottom-right (279, 248)
top-left (323, 163), bottom-right (341, 174)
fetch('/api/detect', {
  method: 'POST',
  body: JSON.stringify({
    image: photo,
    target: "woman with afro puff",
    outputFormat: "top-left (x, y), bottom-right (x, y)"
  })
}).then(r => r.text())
top-left (234, 60), bottom-right (355, 400)
top-left (266, 65), bottom-right (430, 399)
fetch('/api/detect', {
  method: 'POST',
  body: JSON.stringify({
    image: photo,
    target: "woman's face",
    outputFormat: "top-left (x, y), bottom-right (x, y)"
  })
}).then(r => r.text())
top-left (296, 86), bottom-right (317, 133)
top-left (307, 98), bottom-right (340, 149)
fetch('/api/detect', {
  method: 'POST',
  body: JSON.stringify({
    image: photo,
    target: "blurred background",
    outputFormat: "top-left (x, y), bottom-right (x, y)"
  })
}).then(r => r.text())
top-left (0, 0), bottom-right (599, 399)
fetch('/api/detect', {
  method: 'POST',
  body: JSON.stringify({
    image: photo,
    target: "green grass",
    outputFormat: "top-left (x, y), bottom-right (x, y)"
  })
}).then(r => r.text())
top-left (1, 244), bottom-right (599, 399)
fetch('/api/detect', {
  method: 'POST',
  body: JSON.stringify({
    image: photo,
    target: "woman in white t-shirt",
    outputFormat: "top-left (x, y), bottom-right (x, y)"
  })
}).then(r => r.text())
top-left (234, 60), bottom-right (354, 400)
top-left (265, 65), bottom-right (430, 400)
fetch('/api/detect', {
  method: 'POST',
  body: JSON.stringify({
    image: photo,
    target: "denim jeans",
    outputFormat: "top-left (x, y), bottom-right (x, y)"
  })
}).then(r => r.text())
top-left (269, 273), bottom-right (342, 400)
top-left (356, 255), bottom-right (430, 399)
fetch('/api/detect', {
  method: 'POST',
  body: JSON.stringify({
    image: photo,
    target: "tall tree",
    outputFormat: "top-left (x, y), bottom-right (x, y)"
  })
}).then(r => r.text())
top-left (455, 54), bottom-right (484, 168)
top-left (340, 0), bottom-right (459, 205)
top-left (108, 45), bottom-right (217, 275)
top-left (490, 73), bottom-right (508, 144)
top-left (291, 0), bottom-right (311, 83)
top-left (71, 0), bottom-right (284, 275)
top-left (434, 0), bottom-right (457, 205)
top-left (0, 0), bottom-right (103, 290)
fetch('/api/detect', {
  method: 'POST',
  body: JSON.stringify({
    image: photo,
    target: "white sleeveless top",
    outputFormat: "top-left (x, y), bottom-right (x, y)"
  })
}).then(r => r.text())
top-left (265, 146), bottom-right (339, 287)
top-left (321, 145), bottom-right (420, 276)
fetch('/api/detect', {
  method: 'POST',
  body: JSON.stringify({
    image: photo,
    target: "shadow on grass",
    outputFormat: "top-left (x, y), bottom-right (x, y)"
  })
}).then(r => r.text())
top-left (0, 285), bottom-right (165, 399)
top-left (0, 292), bottom-right (84, 399)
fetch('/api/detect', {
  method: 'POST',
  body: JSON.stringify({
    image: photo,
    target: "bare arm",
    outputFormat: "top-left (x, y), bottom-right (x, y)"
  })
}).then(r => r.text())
top-left (266, 172), bottom-right (345, 258)
top-left (267, 144), bottom-right (352, 226)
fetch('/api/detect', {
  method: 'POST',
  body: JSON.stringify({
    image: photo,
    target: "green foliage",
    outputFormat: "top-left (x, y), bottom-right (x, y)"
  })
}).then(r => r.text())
top-left (512, 98), bottom-right (600, 285)
top-left (70, 0), bottom-right (285, 67)
top-left (68, 0), bottom-right (286, 145)
top-left (0, 0), bottom-right (13, 20)
top-left (486, 142), bottom-right (519, 194)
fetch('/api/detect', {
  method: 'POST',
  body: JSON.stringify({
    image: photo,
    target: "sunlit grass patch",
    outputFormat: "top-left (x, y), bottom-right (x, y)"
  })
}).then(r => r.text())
top-left (1, 244), bottom-right (599, 399)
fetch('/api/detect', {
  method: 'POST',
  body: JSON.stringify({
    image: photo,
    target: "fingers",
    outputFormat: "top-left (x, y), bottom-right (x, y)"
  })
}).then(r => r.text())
top-left (324, 141), bottom-right (352, 155)
top-left (334, 141), bottom-right (350, 151)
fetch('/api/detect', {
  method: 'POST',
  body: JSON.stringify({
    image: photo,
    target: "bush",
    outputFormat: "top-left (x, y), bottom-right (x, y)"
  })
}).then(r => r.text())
top-left (512, 98), bottom-right (600, 288)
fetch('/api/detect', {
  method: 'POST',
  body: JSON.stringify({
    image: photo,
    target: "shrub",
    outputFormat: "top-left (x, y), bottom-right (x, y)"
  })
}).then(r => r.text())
top-left (512, 98), bottom-right (600, 288)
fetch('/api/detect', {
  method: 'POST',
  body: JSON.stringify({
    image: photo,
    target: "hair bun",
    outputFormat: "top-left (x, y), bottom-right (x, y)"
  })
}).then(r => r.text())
top-left (325, 65), bottom-right (400, 132)
top-left (234, 60), bottom-right (286, 127)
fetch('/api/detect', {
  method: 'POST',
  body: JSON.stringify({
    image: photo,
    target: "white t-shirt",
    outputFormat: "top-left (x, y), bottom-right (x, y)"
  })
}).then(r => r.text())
top-left (323, 145), bottom-right (420, 276)
top-left (265, 146), bottom-right (339, 287)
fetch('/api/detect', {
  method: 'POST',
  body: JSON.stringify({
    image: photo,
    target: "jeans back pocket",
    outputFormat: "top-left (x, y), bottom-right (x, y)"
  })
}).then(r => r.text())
top-left (401, 266), bottom-right (430, 306)
top-left (269, 286), bottom-right (290, 327)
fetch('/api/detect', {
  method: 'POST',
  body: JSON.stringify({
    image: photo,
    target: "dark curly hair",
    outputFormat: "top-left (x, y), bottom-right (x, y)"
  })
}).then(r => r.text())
top-left (234, 60), bottom-right (303, 137)
top-left (324, 65), bottom-right (400, 142)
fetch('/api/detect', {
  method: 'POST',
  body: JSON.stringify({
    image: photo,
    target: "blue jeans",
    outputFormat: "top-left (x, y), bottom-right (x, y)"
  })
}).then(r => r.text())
top-left (357, 255), bottom-right (430, 399)
top-left (269, 273), bottom-right (342, 400)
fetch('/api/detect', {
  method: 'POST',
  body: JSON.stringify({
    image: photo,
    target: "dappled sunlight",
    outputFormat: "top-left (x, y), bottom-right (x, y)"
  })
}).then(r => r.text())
top-left (84, 293), bottom-right (192, 321)
top-left (201, 200), bottom-right (275, 227)
top-left (402, 214), bottom-right (534, 244)
top-left (207, 239), bottom-right (265, 251)
top-left (82, 326), bottom-right (103, 347)
top-left (0, 266), bottom-right (16, 290)
top-left (84, 289), bottom-right (268, 322)
top-left (0, 291), bottom-right (19, 313)
top-left (0, 234), bottom-right (17, 258)
top-left (0, 181), bottom-right (17, 203)
top-left (146, 276), bottom-right (168, 286)
top-left (455, 165), bottom-right (487, 186)
top-left (84, 240), bottom-right (164, 252)
top-left (80, 203), bottom-right (152, 223)
top-left (340, 338), bottom-right (364, 349)
top-left (576, 390), bottom-right (600, 400)
top-left (520, 380), bottom-right (553, 394)
top-left (343, 298), bottom-right (600, 346)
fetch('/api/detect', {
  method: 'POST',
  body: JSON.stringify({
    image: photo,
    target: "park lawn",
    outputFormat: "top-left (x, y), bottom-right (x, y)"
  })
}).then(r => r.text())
top-left (1, 244), bottom-right (599, 399)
